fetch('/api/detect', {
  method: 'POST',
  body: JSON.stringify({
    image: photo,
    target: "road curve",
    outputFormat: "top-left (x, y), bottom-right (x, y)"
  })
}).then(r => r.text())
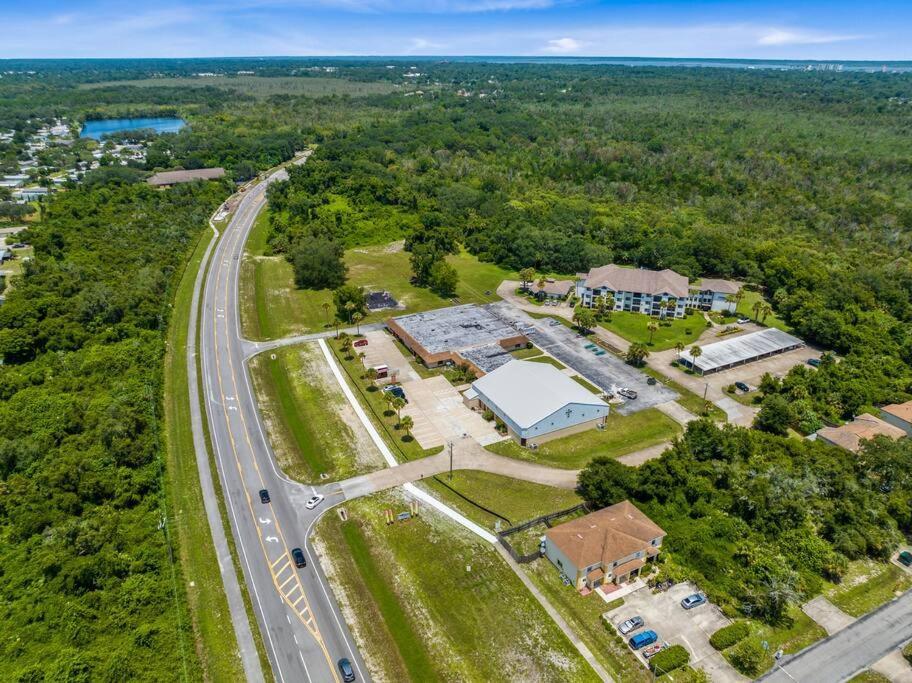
top-left (195, 163), bottom-right (370, 683)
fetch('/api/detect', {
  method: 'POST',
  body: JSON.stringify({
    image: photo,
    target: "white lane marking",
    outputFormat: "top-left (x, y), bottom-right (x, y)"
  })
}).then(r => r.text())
top-left (265, 535), bottom-right (279, 543)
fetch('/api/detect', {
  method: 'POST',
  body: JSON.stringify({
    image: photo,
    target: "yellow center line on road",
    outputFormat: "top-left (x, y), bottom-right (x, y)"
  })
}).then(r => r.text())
top-left (210, 190), bottom-right (341, 683)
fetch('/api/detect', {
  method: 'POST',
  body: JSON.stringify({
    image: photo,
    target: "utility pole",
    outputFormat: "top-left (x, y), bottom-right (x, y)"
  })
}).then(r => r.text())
top-left (702, 382), bottom-right (709, 415)
top-left (448, 441), bottom-right (454, 480)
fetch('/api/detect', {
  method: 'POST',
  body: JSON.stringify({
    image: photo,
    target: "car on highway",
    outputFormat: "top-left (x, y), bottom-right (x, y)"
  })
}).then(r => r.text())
top-left (291, 547), bottom-right (307, 568)
top-left (337, 658), bottom-right (356, 682)
top-left (681, 592), bottom-right (707, 609)
top-left (259, 489), bottom-right (270, 504)
top-left (618, 616), bottom-right (644, 635)
top-left (628, 629), bottom-right (658, 650)
top-left (618, 388), bottom-right (638, 400)
top-left (899, 550), bottom-right (912, 567)
top-left (735, 381), bottom-right (750, 392)
top-left (305, 494), bottom-right (325, 510)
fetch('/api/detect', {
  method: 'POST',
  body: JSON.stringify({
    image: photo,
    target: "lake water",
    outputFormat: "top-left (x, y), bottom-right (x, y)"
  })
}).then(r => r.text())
top-left (80, 117), bottom-right (186, 140)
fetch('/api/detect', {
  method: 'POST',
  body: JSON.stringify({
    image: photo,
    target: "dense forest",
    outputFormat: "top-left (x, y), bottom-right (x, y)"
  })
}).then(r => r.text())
top-left (0, 175), bottom-right (225, 680)
top-left (1, 58), bottom-right (912, 676)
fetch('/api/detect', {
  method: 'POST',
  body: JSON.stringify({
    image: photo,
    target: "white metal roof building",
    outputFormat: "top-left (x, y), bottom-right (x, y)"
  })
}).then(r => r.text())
top-left (468, 360), bottom-right (609, 445)
top-left (680, 328), bottom-right (804, 375)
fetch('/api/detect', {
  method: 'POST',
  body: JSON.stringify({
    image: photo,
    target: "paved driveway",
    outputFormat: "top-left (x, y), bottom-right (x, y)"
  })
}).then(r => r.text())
top-left (488, 302), bottom-right (677, 415)
top-left (605, 582), bottom-right (745, 682)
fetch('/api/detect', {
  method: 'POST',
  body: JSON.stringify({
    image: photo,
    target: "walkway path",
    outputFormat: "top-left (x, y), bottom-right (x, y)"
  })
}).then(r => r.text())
top-left (656, 399), bottom-right (699, 427)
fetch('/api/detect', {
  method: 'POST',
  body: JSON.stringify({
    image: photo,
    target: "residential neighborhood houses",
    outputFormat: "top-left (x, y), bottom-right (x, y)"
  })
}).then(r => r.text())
top-left (575, 263), bottom-right (741, 318)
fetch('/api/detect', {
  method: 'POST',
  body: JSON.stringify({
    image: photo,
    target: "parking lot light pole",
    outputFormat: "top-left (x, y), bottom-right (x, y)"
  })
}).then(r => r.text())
top-left (448, 441), bottom-right (454, 480)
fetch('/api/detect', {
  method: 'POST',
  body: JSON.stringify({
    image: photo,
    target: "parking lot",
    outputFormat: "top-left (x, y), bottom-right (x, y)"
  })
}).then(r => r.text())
top-left (605, 582), bottom-right (745, 682)
top-left (489, 302), bottom-right (678, 414)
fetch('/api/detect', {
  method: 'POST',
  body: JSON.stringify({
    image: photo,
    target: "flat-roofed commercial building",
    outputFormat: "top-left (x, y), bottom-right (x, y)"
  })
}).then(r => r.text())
top-left (679, 328), bottom-right (804, 375)
top-left (816, 413), bottom-right (905, 453)
top-left (464, 360), bottom-right (609, 446)
top-left (387, 304), bottom-right (528, 375)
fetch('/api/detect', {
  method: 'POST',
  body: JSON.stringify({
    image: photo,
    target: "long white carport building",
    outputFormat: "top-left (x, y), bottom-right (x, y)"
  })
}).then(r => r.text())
top-left (463, 360), bottom-right (609, 446)
top-left (679, 328), bottom-right (804, 375)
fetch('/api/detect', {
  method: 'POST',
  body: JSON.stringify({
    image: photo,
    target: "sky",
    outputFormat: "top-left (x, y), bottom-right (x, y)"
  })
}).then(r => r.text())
top-left (3, 0), bottom-right (911, 60)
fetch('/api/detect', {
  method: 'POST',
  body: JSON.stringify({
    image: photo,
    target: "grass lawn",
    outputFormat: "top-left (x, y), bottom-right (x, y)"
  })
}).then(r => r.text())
top-left (735, 290), bottom-right (792, 332)
top-left (327, 337), bottom-right (442, 462)
top-left (847, 672), bottom-right (892, 683)
top-left (640, 365), bottom-right (727, 421)
top-left (248, 344), bottom-right (384, 482)
top-left (600, 311), bottom-right (707, 351)
top-left (81, 75), bottom-right (398, 97)
top-left (487, 408), bottom-right (680, 469)
top-left (419, 470), bottom-right (583, 529)
top-left (721, 606), bottom-right (827, 676)
top-left (511, 345), bottom-right (543, 359)
top-left (241, 217), bottom-right (517, 339)
top-left (525, 560), bottom-right (649, 682)
top-left (163, 228), bottom-right (266, 681)
top-left (315, 494), bottom-right (599, 682)
top-left (825, 560), bottom-right (912, 617)
top-left (0, 245), bottom-right (33, 295)
top-left (525, 354), bottom-right (566, 370)
top-left (571, 375), bottom-right (602, 394)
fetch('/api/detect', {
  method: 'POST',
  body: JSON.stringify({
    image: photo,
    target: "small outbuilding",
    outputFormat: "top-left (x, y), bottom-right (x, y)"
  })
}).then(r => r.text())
top-left (464, 359), bottom-right (609, 446)
top-left (880, 400), bottom-right (912, 436)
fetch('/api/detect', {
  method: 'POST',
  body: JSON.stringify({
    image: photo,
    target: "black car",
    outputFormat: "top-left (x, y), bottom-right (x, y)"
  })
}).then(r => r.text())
top-left (735, 381), bottom-right (750, 392)
top-left (338, 658), bottom-right (356, 682)
top-left (259, 489), bottom-right (270, 504)
top-left (291, 547), bottom-right (307, 568)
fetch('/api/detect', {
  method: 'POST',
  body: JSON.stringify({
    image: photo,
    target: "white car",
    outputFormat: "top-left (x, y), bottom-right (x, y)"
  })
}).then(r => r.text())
top-left (305, 494), bottom-right (324, 510)
top-left (737, 317), bottom-right (750, 324)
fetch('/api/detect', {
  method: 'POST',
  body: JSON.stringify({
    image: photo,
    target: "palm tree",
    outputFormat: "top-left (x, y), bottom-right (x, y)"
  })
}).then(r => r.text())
top-left (658, 301), bottom-right (668, 320)
top-left (688, 344), bottom-right (703, 371)
top-left (352, 311), bottom-right (364, 335)
top-left (391, 396), bottom-right (406, 424)
top-left (519, 267), bottom-right (536, 293)
top-left (647, 320), bottom-right (659, 345)
top-left (603, 293), bottom-right (615, 321)
top-left (625, 342), bottom-right (650, 367)
top-left (321, 301), bottom-right (331, 326)
top-left (752, 300), bottom-right (763, 322)
top-left (674, 341), bottom-right (686, 358)
top-left (400, 415), bottom-right (414, 439)
top-left (760, 303), bottom-right (772, 324)
top-left (365, 367), bottom-right (378, 389)
top-left (344, 300), bottom-right (357, 324)
top-left (724, 293), bottom-right (738, 314)
top-left (734, 287), bottom-right (745, 311)
top-left (340, 336), bottom-right (352, 359)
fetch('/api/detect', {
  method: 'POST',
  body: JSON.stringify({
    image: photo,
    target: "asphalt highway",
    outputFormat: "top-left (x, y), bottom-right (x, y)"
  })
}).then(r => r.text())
top-left (196, 163), bottom-right (370, 683)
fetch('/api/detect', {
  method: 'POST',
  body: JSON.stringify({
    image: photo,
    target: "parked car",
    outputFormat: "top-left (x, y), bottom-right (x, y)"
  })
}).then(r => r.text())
top-left (898, 550), bottom-right (912, 567)
top-left (737, 317), bottom-right (750, 324)
top-left (643, 641), bottom-right (668, 659)
top-left (646, 377), bottom-right (657, 386)
top-left (681, 593), bottom-right (707, 609)
top-left (735, 381), bottom-right (750, 392)
top-left (353, 339), bottom-right (368, 348)
top-left (291, 547), bottom-right (307, 568)
top-left (549, 319), bottom-right (561, 326)
top-left (382, 385), bottom-right (407, 402)
top-left (305, 494), bottom-right (325, 510)
top-left (618, 616), bottom-right (644, 635)
top-left (337, 657), bottom-right (356, 682)
top-left (807, 358), bottom-right (821, 368)
top-left (618, 388), bottom-right (638, 400)
top-left (628, 630), bottom-right (658, 650)
top-left (258, 489), bottom-right (270, 504)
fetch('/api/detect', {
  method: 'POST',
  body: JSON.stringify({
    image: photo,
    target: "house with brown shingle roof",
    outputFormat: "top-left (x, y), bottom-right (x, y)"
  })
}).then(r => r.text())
top-left (880, 400), bottom-right (912, 436)
top-left (815, 413), bottom-right (906, 453)
top-left (544, 501), bottom-right (665, 591)
top-left (575, 264), bottom-right (740, 318)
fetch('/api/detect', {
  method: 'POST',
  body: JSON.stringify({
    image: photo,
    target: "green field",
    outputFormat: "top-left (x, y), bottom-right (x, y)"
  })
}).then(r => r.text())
top-left (847, 671), bottom-right (892, 683)
top-left (571, 375), bottom-right (602, 394)
top-left (487, 408), bottom-right (680, 469)
top-left (316, 494), bottom-right (598, 682)
top-left (825, 560), bottom-right (912, 617)
top-left (241, 216), bottom-right (517, 339)
top-left (735, 290), bottom-right (792, 332)
top-left (420, 470), bottom-right (582, 529)
top-left (525, 560), bottom-right (649, 682)
top-left (525, 354), bottom-right (566, 370)
top-left (248, 343), bottom-right (384, 482)
top-left (599, 311), bottom-right (706, 351)
top-left (80, 75), bottom-right (398, 97)
top-left (640, 365), bottom-right (727, 421)
top-left (721, 606), bottom-right (826, 676)
top-left (163, 228), bottom-right (266, 681)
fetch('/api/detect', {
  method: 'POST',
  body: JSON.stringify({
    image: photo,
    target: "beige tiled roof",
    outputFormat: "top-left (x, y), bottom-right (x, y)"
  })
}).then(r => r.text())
top-left (546, 501), bottom-right (665, 570)
top-left (693, 278), bottom-right (741, 295)
top-left (882, 400), bottom-right (912, 424)
top-left (536, 279), bottom-right (574, 296)
top-left (816, 413), bottom-right (906, 453)
top-left (582, 264), bottom-right (689, 298)
top-left (612, 557), bottom-right (645, 577)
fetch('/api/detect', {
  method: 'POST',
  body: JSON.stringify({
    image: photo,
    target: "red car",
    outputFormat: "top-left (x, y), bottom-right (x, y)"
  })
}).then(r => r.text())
top-left (353, 339), bottom-right (368, 348)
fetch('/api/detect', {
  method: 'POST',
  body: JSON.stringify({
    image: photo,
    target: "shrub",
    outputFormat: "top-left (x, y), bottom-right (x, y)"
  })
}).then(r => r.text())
top-left (904, 641), bottom-right (912, 666)
top-left (526, 341), bottom-right (533, 349)
top-left (710, 621), bottom-right (750, 650)
top-left (685, 327), bottom-right (692, 335)
top-left (728, 637), bottom-right (769, 676)
top-left (651, 644), bottom-right (690, 674)
top-left (482, 409), bottom-right (494, 422)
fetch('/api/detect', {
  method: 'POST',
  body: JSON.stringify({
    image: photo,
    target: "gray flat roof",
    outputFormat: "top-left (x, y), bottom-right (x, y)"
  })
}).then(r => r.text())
top-left (683, 328), bottom-right (804, 372)
top-left (459, 343), bottom-right (514, 373)
top-left (390, 304), bottom-right (520, 356)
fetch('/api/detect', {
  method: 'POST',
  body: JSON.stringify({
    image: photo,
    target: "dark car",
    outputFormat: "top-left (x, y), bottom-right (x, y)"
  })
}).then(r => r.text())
top-left (383, 385), bottom-right (407, 402)
top-left (681, 593), bottom-right (707, 609)
top-left (735, 381), bottom-right (750, 392)
top-left (337, 658), bottom-right (356, 682)
top-left (807, 358), bottom-right (821, 368)
top-left (259, 489), bottom-right (270, 504)
top-left (899, 551), bottom-right (912, 567)
top-left (291, 547), bottom-right (307, 568)
top-left (628, 630), bottom-right (658, 650)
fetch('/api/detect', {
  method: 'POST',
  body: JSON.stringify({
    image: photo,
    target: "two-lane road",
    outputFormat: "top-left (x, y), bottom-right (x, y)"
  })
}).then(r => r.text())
top-left (197, 164), bottom-right (369, 683)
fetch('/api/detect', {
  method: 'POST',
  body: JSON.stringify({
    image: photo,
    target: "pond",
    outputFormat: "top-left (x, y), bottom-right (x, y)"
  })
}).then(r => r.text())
top-left (80, 117), bottom-right (186, 140)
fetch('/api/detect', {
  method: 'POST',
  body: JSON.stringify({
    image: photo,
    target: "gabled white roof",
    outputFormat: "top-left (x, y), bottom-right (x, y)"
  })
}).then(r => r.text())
top-left (471, 360), bottom-right (608, 429)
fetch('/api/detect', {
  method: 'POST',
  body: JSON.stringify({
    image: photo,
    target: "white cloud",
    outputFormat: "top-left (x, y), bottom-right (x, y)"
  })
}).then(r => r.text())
top-left (409, 37), bottom-right (444, 51)
top-left (757, 29), bottom-right (866, 46)
top-left (543, 37), bottom-right (582, 53)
